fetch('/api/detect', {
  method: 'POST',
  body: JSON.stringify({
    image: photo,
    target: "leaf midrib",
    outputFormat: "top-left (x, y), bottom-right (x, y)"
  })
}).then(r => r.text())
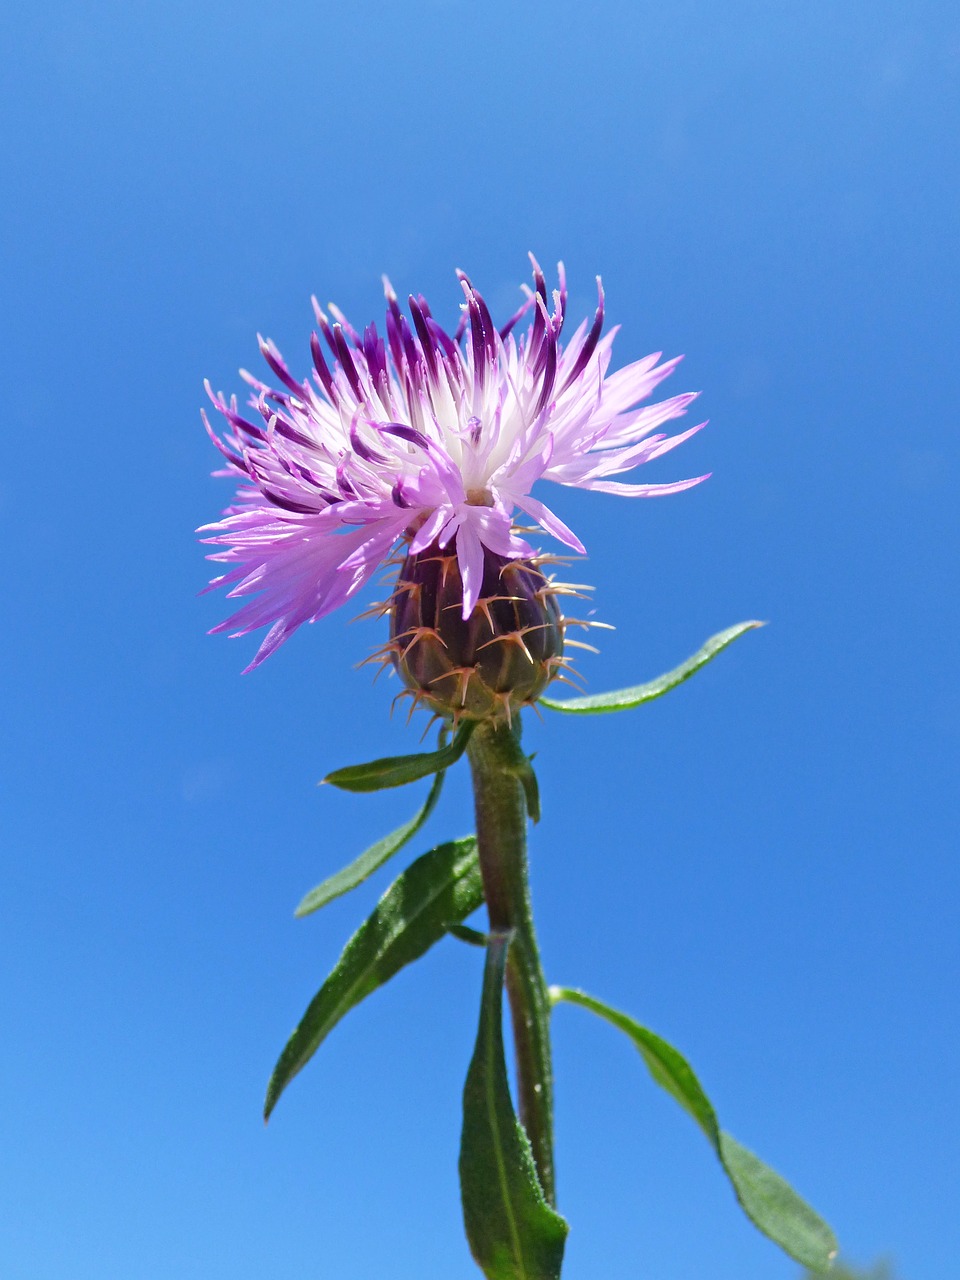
top-left (483, 965), bottom-right (528, 1279)
top-left (315, 847), bottom-right (478, 1054)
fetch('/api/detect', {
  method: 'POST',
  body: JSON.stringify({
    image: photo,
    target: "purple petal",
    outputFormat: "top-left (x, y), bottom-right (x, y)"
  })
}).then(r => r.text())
top-left (455, 523), bottom-right (485, 618)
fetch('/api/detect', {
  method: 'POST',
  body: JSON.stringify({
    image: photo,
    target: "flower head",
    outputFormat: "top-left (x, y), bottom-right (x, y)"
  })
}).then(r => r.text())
top-left (201, 257), bottom-right (708, 671)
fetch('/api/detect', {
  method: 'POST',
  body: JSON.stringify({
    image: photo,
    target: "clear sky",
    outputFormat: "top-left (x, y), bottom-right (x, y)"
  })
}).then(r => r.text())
top-left (2, 2), bottom-right (958, 1277)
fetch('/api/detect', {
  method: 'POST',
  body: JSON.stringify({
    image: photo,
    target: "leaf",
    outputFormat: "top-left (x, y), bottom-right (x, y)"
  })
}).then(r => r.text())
top-left (494, 728), bottom-right (541, 823)
top-left (446, 923), bottom-right (488, 948)
top-left (322, 720), bottom-right (476, 792)
top-left (514, 752), bottom-right (541, 824)
top-left (460, 935), bottom-right (568, 1280)
top-left (265, 837), bottom-right (482, 1120)
top-left (550, 987), bottom-right (719, 1140)
top-left (719, 1133), bottom-right (839, 1274)
top-left (295, 770), bottom-right (445, 917)
top-left (540, 621), bottom-right (763, 714)
top-left (550, 986), bottom-right (837, 1273)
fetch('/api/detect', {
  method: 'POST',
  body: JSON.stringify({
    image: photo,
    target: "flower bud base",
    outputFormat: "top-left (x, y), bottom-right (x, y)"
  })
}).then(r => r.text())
top-left (388, 543), bottom-right (565, 722)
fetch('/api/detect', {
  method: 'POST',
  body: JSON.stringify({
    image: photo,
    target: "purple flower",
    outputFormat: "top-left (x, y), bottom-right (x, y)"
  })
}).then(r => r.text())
top-left (201, 258), bottom-right (708, 670)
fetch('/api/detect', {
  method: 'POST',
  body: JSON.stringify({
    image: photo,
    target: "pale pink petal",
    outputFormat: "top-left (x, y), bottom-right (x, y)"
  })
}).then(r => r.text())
top-left (598, 392), bottom-right (701, 449)
top-left (546, 422), bottom-right (707, 484)
top-left (512, 494), bottom-right (587, 554)
top-left (576, 473), bottom-right (711, 497)
top-left (455, 522), bottom-right (485, 618)
top-left (408, 505), bottom-right (450, 555)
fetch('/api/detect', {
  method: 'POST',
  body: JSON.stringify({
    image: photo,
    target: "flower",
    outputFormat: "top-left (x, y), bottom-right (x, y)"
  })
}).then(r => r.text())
top-left (201, 257), bottom-right (708, 671)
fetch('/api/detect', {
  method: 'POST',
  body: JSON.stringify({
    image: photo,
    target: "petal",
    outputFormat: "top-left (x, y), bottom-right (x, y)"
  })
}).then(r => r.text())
top-left (473, 506), bottom-right (533, 559)
top-left (408, 505), bottom-right (451, 555)
top-left (600, 354), bottom-right (683, 417)
top-left (546, 422), bottom-right (707, 484)
top-left (512, 493), bottom-right (587, 554)
top-left (596, 391), bottom-right (701, 450)
top-left (455, 522), bottom-right (485, 618)
top-left (574, 473), bottom-right (711, 497)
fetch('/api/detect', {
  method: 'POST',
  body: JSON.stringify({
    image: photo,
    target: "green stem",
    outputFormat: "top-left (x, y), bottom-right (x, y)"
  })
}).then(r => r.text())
top-left (467, 718), bottom-right (556, 1206)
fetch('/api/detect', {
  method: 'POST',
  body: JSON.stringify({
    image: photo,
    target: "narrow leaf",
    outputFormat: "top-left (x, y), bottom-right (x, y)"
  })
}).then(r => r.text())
top-left (323, 720), bottom-right (476, 792)
top-left (719, 1133), bottom-right (839, 1273)
top-left (483, 723), bottom-right (541, 822)
top-left (460, 935), bottom-right (568, 1280)
top-left (295, 770), bottom-right (445, 917)
top-left (540, 621), bottom-right (763, 714)
top-left (515, 753), bottom-right (541, 824)
top-left (550, 986), bottom-right (837, 1272)
top-left (266, 836), bottom-right (482, 1119)
top-left (550, 987), bottom-right (719, 1142)
top-left (446, 923), bottom-right (488, 948)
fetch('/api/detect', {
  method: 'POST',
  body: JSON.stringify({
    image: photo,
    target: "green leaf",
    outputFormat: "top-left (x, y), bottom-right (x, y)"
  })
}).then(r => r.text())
top-left (493, 728), bottom-right (541, 823)
top-left (446, 923), bottom-right (488, 948)
top-left (460, 935), bottom-right (568, 1280)
top-left (295, 770), bottom-right (445, 917)
top-left (265, 836), bottom-right (482, 1120)
top-left (322, 720), bottom-right (476, 792)
top-left (550, 987), bottom-right (719, 1141)
top-left (718, 1133), bottom-right (839, 1274)
top-left (540, 621), bottom-right (763, 714)
top-left (514, 752), bottom-right (541, 825)
top-left (550, 986), bottom-right (837, 1273)
top-left (803, 1261), bottom-right (896, 1280)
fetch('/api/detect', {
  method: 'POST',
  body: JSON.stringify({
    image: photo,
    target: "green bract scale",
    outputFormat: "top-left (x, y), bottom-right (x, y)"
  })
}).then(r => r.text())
top-left (388, 542), bottom-right (566, 722)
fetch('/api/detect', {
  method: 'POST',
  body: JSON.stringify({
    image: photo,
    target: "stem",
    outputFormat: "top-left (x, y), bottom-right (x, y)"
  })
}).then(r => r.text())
top-left (467, 718), bottom-right (556, 1206)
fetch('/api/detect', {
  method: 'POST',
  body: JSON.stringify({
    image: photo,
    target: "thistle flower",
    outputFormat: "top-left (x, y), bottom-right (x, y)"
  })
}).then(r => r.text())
top-left (201, 257), bottom-right (708, 681)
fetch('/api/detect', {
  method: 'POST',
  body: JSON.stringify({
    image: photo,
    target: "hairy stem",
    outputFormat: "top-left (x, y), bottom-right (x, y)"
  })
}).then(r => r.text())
top-left (467, 719), bottom-right (556, 1205)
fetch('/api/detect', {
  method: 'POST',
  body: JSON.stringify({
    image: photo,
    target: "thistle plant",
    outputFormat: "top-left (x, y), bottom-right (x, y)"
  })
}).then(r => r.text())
top-left (201, 259), bottom-right (838, 1278)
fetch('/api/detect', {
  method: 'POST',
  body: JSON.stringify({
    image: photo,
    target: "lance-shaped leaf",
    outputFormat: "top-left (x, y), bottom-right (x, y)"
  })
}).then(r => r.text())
top-left (461, 935), bottom-right (568, 1280)
top-left (540, 621), bottom-right (763, 714)
top-left (508, 745), bottom-right (541, 825)
top-left (322, 720), bottom-right (476, 791)
top-left (265, 836), bottom-right (482, 1119)
top-left (295, 770), bottom-right (445, 917)
top-left (446, 923), bottom-right (488, 948)
top-left (550, 986), bottom-right (837, 1273)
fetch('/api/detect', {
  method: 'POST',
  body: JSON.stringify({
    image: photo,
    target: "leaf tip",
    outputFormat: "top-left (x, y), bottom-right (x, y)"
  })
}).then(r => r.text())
top-left (263, 1076), bottom-right (282, 1124)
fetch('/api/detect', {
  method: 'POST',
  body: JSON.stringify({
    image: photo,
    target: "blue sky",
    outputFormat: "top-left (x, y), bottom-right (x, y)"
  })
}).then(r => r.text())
top-left (2, 1), bottom-right (958, 1277)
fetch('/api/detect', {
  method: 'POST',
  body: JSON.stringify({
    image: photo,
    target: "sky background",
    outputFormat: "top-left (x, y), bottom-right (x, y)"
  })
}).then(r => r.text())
top-left (2, 1), bottom-right (958, 1277)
